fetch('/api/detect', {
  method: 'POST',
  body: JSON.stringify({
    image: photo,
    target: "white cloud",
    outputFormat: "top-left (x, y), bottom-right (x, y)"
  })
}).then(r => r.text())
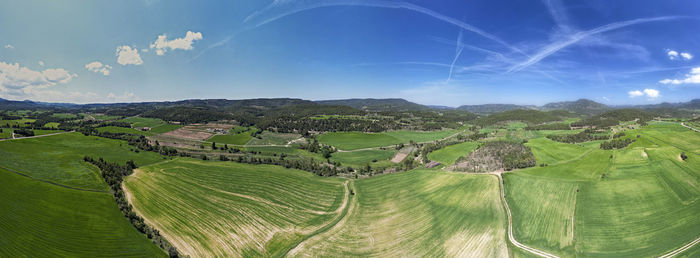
top-left (116, 45), bottom-right (143, 65)
top-left (680, 52), bottom-right (693, 60)
top-left (150, 31), bottom-right (203, 56)
top-left (667, 49), bottom-right (693, 61)
top-left (628, 90), bottom-right (643, 98)
top-left (0, 62), bottom-right (77, 97)
top-left (643, 88), bottom-right (659, 99)
top-left (107, 91), bottom-right (137, 102)
top-left (659, 67), bottom-right (700, 85)
top-left (667, 49), bottom-right (679, 60)
top-left (38, 61), bottom-right (45, 66)
top-left (628, 89), bottom-right (659, 99)
top-left (85, 61), bottom-right (112, 76)
top-left (3, 44), bottom-right (13, 49)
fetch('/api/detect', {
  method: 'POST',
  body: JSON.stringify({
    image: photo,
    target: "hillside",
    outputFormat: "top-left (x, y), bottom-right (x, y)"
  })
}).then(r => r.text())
top-left (315, 98), bottom-right (429, 111)
top-left (457, 104), bottom-right (533, 115)
top-left (541, 99), bottom-right (608, 115)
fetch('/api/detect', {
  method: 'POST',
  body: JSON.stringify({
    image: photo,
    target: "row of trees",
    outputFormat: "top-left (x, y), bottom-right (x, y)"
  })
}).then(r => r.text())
top-left (600, 138), bottom-right (635, 149)
top-left (83, 157), bottom-right (179, 257)
top-left (546, 129), bottom-right (609, 143)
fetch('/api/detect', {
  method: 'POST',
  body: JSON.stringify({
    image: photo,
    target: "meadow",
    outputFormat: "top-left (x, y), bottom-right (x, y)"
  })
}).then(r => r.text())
top-left (330, 149), bottom-right (396, 167)
top-left (503, 122), bottom-right (700, 256)
top-left (0, 132), bottom-right (163, 191)
top-left (0, 168), bottom-right (165, 257)
top-left (206, 131), bottom-right (253, 145)
top-left (292, 170), bottom-right (509, 257)
top-left (319, 129), bottom-right (457, 150)
top-left (123, 159), bottom-right (347, 257)
top-left (427, 141), bottom-right (480, 165)
top-left (118, 117), bottom-right (182, 134)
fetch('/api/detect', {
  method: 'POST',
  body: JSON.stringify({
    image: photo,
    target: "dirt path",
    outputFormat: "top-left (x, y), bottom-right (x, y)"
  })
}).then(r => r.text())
top-left (285, 180), bottom-right (354, 256)
top-left (681, 122), bottom-right (700, 133)
top-left (659, 237), bottom-right (700, 258)
top-left (495, 173), bottom-right (560, 258)
top-left (0, 131), bottom-right (71, 142)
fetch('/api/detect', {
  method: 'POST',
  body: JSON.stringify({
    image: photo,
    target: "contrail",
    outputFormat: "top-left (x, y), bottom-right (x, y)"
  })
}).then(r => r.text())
top-left (447, 29), bottom-right (465, 82)
top-left (508, 16), bottom-right (683, 73)
top-left (245, 0), bottom-right (526, 55)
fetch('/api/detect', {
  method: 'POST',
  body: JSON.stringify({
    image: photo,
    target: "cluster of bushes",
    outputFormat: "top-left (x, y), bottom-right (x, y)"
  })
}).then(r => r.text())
top-left (454, 141), bottom-right (536, 172)
top-left (546, 129), bottom-right (609, 143)
top-left (525, 123), bottom-right (570, 130)
top-left (97, 121), bottom-right (132, 128)
top-left (600, 138), bottom-right (635, 150)
top-left (83, 157), bottom-right (179, 257)
top-left (472, 109), bottom-right (564, 126)
top-left (231, 155), bottom-right (343, 177)
top-left (79, 127), bottom-right (178, 156)
top-left (572, 109), bottom-right (654, 128)
top-left (13, 128), bottom-right (34, 137)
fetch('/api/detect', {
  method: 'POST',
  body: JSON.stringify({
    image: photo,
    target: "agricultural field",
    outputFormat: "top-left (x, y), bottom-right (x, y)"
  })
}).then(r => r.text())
top-left (0, 132), bottom-right (163, 191)
top-left (123, 159), bottom-right (347, 257)
top-left (330, 149), bottom-right (396, 167)
top-left (119, 117), bottom-right (182, 134)
top-left (503, 122), bottom-right (700, 257)
top-left (292, 170), bottom-right (508, 257)
top-left (427, 141), bottom-right (480, 165)
top-left (97, 126), bottom-right (151, 136)
top-left (246, 131), bottom-right (301, 145)
top-left (0, 118), bottom-right (35, 127)
top-left (0, 168), bottom-right (165, 257)
top-left (206, 131), bottom-right (252, 145)
top-left (51, 113), bottom-right (78, 119)
top-left (319, 129), bottom-right (457, 150)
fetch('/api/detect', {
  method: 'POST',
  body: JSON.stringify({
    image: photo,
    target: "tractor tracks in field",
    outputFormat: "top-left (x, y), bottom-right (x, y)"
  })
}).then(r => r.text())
top-left (283, 180), bottom-right (355, 257)
top-left (495, 173), bottom-right (560, 258)
top-left (659, 237), bottom-right (700, 258)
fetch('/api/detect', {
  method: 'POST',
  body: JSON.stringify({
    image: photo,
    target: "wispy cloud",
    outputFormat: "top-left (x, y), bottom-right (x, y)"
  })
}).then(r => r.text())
top-left (447, 29), bottom-right (465, 82)
top-left (508, 16), bottom-right (683, 73)
top-left (245, 0), bottom-right (525, 55)
top-left (3, 44), bottom-right (13, 49)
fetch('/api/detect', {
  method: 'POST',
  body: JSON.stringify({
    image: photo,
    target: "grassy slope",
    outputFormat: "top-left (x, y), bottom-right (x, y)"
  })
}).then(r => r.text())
top-left (330, 149), bottom-right (396, 167)
top-left (504, 122), bottom-right (699, 256)
top-left (206, 132), bottom-right (252, 145)
top-left (295, 170), bottom-right (509, 257)
top-left (246, 131), bottom-right (300, 145)
top-left (0, 168), bottom-right (165, 257)
top-left (384, 129), bottom-right (457, 142)
top-left (97, 126), bottom-right (151, 136)
top-left (118, 117), bottom-right (182, 134)
top-left (427, 141), bottom-right (480, 165)
top-left (525, 137), bottom-right (589, 165)
top-left (318, 132), bottom-right (402, 150)
top-left (124, 159), bottom-right (346, 257)
top-left (0, 132), bottom-right (163, 190)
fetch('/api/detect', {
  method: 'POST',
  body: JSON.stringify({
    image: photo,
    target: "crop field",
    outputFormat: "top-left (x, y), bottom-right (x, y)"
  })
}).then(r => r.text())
top-left (206, 131), bottom-right (252, 145)
top-left (123, 159), bottom-right (347, 257)
top-left (330, 149), bottom-right (396, 167)
top-left (319, 129), bottom-right (457, 150)
top-left (525, 137), bottom-right (588, 164)
top-left (51, 113), bottom-right (78, 119)
top-left (503, 122), bottom-right (700, 257)
top-left (0, 168), bottom-right (165, 257)
top-left (427, 141), bottom-right (479, 165)
top-left (246, 131), bottom-right (301, 145)
top-left (97, 126), bottom-right (151, 136)
top-left (292, 170), bottom-right (509, 257)
top-left (0, 118), bottom-right (35, 127)
top-left (43, 122), bottom-right (60, 128)
top-left (119, 117), bottom-right (182, 134)
top-left (0, 132), bottom-right (163, 190)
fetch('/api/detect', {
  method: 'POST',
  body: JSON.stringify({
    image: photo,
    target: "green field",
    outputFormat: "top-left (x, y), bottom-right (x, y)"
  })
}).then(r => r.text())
top-left (0, 168), bottom-right (165, 256)
top-left (319, 129), bottom-right (457, 150)
top-left (97, 126), bottom-right (151, 136)
top-left (504, 122), bottom-right (700, 256)
top-left (118, 117), bottom-right (182, 134)
top-left (51, 113), bottom-right (78, 119)
top-left (206, 131), bottom-right (252, 145)
top-left (0, 132), bottom-right (163, 191)
top-left (293, 170), bottom-right (508, 256)
top-left (246, 131), bottom-right (301, 145)
top-left (124, 159), bottom-right (347, 257)
top-left (427, 141), bottom-right (480, 165)
top-left (0, 118), bottom-right (35, 127)
top-left (330, 149), bottom-right (396, 167)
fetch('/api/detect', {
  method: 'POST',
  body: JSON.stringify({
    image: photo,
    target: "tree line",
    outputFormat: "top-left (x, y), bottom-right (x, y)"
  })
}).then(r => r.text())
top-left (83, 157), bottom-right (180, 257)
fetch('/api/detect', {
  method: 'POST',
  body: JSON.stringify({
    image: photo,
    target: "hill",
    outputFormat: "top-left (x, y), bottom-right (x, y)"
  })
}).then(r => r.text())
top-left (315, 98), bottom-right (429, 111)
top-left (457, 104), bottom-right (533, 115)
top-left (541, 99), bottom-right (608, 115)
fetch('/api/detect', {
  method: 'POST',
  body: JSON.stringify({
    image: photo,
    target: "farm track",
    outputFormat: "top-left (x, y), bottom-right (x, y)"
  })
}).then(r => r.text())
top-left (495, 173), bottom-right (560, 258)
top-left (680, 122), bottom-right (700, 133)
top-left (285, 180), bottom-right (354, 257)
top-left (0, 131), bottom-right (71, 142)
top-left (659, 237), bottom-right (700, 258)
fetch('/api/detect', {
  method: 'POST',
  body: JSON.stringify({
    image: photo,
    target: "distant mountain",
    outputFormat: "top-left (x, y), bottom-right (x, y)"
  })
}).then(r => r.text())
top-left (541, 99), bottom-right (608, 115)
top-left (315, 98), bottom-right (429, 112)
top-left (427, 105), bottom-right (454, 110)
top-left (628, 99), bottom-right (700, 110)
top-left (456, 104), bottom-right (533, 115)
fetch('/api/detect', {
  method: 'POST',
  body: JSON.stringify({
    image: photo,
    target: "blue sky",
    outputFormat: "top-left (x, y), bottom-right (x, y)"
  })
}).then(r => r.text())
top-left (0, 0), bottom-right (699, 106)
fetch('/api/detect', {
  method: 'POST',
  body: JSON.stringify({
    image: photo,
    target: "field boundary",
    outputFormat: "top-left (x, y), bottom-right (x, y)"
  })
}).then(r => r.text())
top-left (0, 164), bottom-right (108, 193)
top-left (284, 180), bottom-right (354, 256)
top-left (0, 131), bottom-right (71, 142)
top-left (496, 173), bottom-right (560, 258)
